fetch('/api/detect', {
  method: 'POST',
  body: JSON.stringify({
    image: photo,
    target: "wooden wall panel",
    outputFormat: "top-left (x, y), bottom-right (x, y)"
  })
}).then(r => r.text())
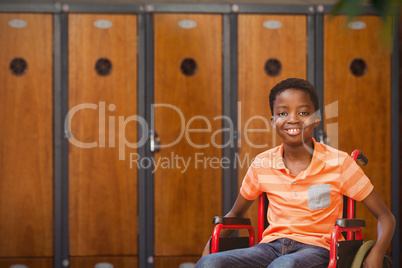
top-left (0, 13), bottom-right (53, 257)
top-left (0, 258), bottom-right (53, 268)
top-left (69, 14), bottom-right (138, 256)
top-left (154, 256), bottom-right (199, 268)
top-left (70, 257), bottom-right (137, 268)
top-left (238, 14), bottom-right (307, 236)
top-left (154, 14), bottom-right (222, 256)
top-left (324, 15), bottom-right (391, 243)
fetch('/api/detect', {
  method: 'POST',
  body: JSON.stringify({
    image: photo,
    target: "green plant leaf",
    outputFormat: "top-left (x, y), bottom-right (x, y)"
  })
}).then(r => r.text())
top-left (332, 0), bottom-right (346, 15)
top-left (370, 0), bottom-right (388, 18)
top-left (344, 0), bottom-right (366, 18)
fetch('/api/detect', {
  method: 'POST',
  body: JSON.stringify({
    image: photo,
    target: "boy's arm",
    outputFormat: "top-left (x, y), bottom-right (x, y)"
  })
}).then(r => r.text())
top-left (360, 189), bottom-right (396, 268)
top-left (201, 193), bottom-right (254, 257)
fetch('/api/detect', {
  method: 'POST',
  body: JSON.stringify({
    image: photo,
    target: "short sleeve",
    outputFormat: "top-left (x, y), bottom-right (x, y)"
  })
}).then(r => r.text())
top-left (339, 155), bottom-right (374, 201)
top-left (240, 160), bottom-right (262, 201)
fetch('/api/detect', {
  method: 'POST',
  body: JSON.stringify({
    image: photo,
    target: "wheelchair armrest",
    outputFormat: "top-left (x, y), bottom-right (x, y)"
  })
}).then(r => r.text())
top-left (211, 217), bottom-right (255, 253)
top-left (213, 216), bottom-right (251, 226)
top-left (335, 219), bottom-right (366, 228)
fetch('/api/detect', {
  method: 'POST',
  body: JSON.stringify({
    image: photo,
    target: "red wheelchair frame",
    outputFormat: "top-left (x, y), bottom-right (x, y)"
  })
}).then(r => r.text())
top-left (210, 150), bottom-right (391, 267)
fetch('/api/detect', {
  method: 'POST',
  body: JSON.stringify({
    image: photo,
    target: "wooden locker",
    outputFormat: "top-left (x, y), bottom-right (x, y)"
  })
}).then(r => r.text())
top-left (153, 13), bottom-right (222, 260)
top-left (323, 15), bottom-right (392, 244)
top-left (0, 13), bottom-right (53, 258)
top-left (237, 14), bottom-right (307, 237)
top-left (70, 256), bottom-right (137, 268)
top-left (0, 258), bottom-right (53, 268)
top-left (154, 256), bottom-right (199, 268)
top-left (68, 14), bottom-right (138, 258)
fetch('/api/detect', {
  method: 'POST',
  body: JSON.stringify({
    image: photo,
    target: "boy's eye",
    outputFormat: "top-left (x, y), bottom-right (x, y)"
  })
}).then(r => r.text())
top-left (299, 111), bottom-right (309, 116)
top-left (277, 112), bottom-right (287, 117)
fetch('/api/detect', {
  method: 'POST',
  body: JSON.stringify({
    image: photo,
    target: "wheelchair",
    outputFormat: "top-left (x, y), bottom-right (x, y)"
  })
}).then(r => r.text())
top-left (210, 150), bottom-right (393, 268)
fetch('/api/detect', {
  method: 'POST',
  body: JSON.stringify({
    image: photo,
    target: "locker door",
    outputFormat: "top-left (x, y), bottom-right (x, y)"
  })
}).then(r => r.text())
top-left (0, 13), bottom-right (53, 265)
top-left (153, 14), bottom-right (222, 265)
top-left (69, 257), bottom-right (137, 267)
top-left (0, 259), bottom-right (53, 268)
top-left (68, 14), bottom-right (138, 264)
top-left (324, 15), bottom-right (391, 243)
top-left (238, 14), bottom-right (308, 236)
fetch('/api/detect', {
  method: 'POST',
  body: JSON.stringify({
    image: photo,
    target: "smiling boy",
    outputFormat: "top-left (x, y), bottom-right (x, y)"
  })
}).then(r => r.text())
top-left (196, 78), bottom-right (395, 268)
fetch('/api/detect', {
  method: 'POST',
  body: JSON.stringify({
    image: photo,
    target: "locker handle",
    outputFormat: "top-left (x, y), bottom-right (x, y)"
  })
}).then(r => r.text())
top-left (150, 130), bottom-right (160, 153)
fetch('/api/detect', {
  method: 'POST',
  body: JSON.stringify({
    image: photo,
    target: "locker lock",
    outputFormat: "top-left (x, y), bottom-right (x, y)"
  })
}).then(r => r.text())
top-left (180, 58), bottom-right (197, 76)
top-left (95, 57), bottom-right (113, 76)
top-left (10, 57), bottom-right (27, 76)
top-left (349, 58), bottom-right (367, 77)
top-left (264, 58), bottom-right (281, 77)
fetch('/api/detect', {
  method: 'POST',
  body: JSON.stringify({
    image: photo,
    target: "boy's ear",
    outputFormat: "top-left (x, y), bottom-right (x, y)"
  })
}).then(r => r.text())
top-left (270, 116), bottom-right (276, 130)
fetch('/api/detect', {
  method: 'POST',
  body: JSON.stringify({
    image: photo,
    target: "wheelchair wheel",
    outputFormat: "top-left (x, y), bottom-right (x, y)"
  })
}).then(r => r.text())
top-left (351, 240), bottom-right (394, 268)
top-left (383, 252), bottom-right (393, 268)
top-left (351, 240), bottom-right (375, 268)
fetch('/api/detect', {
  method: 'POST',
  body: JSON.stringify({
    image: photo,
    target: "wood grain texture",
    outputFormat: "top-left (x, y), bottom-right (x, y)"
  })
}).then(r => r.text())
top-left (154, 14), bottom-right (222, 256)
top-left (154, 256), bottom-right (200, 268)
top-left (70, 256), bottom-right (137, 268)
top-left (323, 15), bottom-right (391, 244)
top-left (238, 14), bottom-right (307, 237)
top-left (0, 258), bottom-right (53, 268)
top-left (0, 13), bottom-right (53, 257)
top-left (69, 14), bottom-right (138, 256)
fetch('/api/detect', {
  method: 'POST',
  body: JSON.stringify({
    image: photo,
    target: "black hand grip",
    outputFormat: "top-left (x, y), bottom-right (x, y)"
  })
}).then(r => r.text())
top-left (335, 218), bottom-right (366, 228)
top-left (213, 216), bottom-right (251, 225)
top-left (357, 151), bottom-right (368, 166)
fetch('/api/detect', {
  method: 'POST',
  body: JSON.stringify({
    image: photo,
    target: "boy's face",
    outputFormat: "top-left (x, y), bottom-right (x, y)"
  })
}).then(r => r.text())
top-left (270, 89), bottom-right (320, 147)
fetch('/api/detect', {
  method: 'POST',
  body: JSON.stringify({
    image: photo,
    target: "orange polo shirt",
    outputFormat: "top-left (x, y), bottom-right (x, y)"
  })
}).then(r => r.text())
top-left (240, 138), bottom-right (374, 250)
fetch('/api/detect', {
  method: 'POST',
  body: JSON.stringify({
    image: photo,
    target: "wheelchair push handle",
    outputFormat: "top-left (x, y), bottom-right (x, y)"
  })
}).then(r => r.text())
top-left (351, 150), bottom-right (368, 166)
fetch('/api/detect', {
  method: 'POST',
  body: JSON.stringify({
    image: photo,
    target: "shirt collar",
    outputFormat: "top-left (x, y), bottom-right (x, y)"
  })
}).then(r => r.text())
top-left (307, 138), bottom-right (327, 175)
top-left (273, 138), bottom-right (326, 176)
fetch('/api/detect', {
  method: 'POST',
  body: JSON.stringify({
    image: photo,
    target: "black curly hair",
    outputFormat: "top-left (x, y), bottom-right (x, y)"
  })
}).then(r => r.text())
top-left (269, 78), bottom-right (319, 115)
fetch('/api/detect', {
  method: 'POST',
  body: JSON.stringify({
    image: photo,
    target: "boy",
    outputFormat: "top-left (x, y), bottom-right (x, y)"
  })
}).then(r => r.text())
top-left (196, 78), bottom-right (395, 268)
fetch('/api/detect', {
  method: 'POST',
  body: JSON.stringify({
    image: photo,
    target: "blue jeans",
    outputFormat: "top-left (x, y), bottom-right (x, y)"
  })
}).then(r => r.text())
top-left (195, 238), bottom-right (329, 268)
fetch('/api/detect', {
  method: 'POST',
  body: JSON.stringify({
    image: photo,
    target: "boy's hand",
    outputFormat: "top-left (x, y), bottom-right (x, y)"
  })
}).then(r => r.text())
top-left (361, 190), bottom-right (395, 268)
top-left (362, 249), bottom-right (383, 268)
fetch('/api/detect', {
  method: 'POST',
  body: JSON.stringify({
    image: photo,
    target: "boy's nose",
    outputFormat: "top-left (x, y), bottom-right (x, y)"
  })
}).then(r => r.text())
top-left (287, 113), bottom-right (299, 123)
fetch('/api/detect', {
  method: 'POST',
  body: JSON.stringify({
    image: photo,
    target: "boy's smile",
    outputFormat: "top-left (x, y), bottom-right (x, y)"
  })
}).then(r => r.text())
top-left (285, 128), bottom-right (302, 135)
top-left (271, 89), bottom-right (319, 147)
